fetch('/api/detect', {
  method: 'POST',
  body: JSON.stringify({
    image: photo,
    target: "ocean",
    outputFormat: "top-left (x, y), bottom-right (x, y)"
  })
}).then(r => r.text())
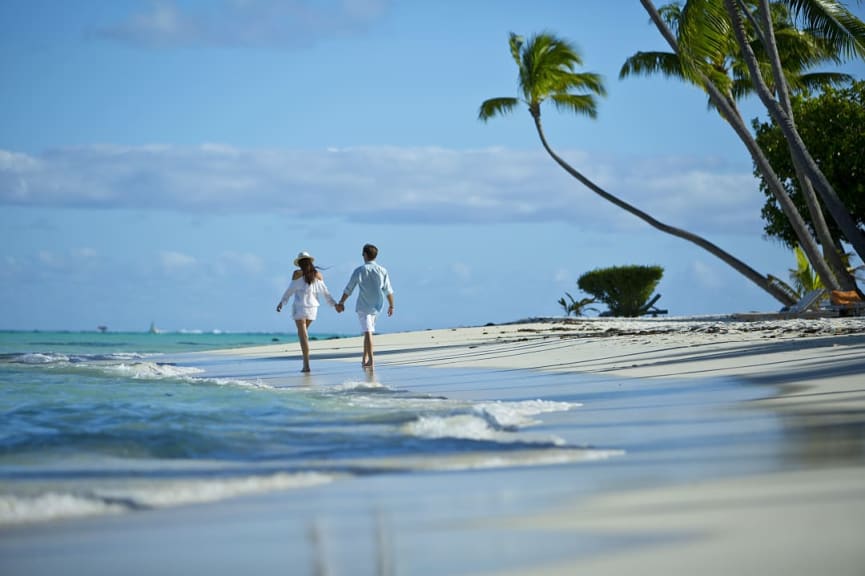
top-left (0, 330), bottom-right (595, 526)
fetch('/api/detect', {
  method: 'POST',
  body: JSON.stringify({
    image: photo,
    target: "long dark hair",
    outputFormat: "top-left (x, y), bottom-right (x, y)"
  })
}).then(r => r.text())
top-left (298, 258), bottom-right (317, 284)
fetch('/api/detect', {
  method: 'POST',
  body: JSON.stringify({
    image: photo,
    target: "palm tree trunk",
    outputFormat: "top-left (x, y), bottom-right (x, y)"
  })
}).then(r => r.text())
top-left (640, 0), bottom-right (842, 294)
top-left (752, 0), bottom-right (857, 291)
top-left (724, 0), bottom-right (865, 265)
top-left (798, 177), bottom-right (855, 287)
top-left (529, 112), bottom-right (794, 306)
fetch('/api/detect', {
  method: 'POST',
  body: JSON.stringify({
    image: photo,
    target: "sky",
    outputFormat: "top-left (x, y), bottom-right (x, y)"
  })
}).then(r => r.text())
top-left (2, 0), bottom-right (864, 335)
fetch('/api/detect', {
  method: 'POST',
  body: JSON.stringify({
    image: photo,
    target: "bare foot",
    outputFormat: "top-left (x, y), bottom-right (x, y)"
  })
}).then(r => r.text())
top-left (301, 367), bottom-right (311, 373)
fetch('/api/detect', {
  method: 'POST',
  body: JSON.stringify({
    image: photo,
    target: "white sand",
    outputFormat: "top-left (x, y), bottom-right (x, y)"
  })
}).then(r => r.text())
top-left (240, 315), bottom-right (865, 410)
top-left (226, 316), bottom-right (865, 574)
top-left (4, 316), bottom-right (864, 575)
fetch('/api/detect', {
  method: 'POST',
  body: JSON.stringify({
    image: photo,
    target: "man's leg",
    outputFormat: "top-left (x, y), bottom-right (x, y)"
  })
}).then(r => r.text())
top-left (362, 331), bottom-right (373, 367)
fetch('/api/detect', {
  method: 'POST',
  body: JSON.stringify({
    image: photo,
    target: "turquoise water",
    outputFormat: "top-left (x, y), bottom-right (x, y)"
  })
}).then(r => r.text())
top-left (0, 331), bottom-right (591, 525)
top-left (0, 330), bottom-right (317, 355)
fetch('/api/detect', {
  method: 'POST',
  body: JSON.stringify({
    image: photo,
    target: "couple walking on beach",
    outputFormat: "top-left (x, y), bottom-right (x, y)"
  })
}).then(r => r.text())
top-left (276, 243), bottom-right (394, 372)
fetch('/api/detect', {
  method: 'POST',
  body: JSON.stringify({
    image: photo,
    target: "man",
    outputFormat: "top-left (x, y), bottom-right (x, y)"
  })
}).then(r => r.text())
top-left (337, 243), bottom-right (394, 368)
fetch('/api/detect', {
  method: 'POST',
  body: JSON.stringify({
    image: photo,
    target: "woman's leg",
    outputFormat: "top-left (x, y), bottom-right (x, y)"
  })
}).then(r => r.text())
top-left (295, 319), bottom-right (312, 372)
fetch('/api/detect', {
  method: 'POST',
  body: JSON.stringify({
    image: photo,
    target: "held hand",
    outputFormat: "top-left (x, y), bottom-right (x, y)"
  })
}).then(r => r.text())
top-left (276, 303), bottom-right (282, 313)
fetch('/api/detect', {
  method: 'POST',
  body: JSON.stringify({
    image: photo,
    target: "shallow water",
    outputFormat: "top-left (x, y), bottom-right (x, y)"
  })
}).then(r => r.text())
top-left (4, 332), bottom-right (865, 575)
top-left (3, 329), bottom-right (864, 535)
top-left (0, 334), bottom-right (607, 526)
top-left (0, 329), bottom-right (314, 355)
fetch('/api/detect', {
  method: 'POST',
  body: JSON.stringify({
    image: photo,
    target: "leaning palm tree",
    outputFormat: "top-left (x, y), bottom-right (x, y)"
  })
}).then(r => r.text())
top-left (479, 32), bottom-right (793, 305)
top-left (695, 0), bottom-right (865, 290)
top-left (626, 1), bottom-right (857, 292)
top-left (713, 0), bottom-right (865, 265)
top-left (640, 0), bottom-right (865, 298)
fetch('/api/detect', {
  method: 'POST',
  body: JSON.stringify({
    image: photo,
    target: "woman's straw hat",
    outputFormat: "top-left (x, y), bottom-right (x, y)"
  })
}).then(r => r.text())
top-left (293, 251), bottom-right (315, 266)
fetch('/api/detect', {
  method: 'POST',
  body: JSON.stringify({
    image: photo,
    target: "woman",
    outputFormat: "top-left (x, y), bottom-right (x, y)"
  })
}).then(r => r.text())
top-left (276, 251), bottom-right (337, 372)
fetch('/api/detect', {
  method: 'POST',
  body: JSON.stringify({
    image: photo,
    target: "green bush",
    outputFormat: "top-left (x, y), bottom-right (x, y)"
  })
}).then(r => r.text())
top-left (577, 265), bottom-right (664, 317)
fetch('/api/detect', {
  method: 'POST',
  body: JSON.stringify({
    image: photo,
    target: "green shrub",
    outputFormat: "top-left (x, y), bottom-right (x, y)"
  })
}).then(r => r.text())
top-left (577, 265), bottom-right (664, 317)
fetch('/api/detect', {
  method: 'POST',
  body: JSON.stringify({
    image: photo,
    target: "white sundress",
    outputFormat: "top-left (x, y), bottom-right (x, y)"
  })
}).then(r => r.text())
top-left (279, 277), bottom-right (337, 321)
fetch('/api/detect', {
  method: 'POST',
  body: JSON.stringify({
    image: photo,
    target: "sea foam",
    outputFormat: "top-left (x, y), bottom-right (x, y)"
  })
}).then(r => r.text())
top-left (402, 399), bottom-right (579, 445)
top-left (102, 362), bottom-right (204, 380)
top-left (0, 472), bottom-right (337, 526)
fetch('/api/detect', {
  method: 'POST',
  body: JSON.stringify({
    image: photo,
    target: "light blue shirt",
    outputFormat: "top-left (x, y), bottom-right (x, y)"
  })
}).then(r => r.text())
top-left (343, 261), bottom-right (393, 314)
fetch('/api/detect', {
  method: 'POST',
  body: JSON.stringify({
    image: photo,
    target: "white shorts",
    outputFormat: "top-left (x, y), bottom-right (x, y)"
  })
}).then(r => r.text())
top-left (293, 306), bottom-right (318, 321)
top-left (358, 312), bottom-right (377, 333)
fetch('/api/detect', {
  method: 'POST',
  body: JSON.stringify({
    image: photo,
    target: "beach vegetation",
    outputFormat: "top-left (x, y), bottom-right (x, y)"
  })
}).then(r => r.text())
top-left (753, 80), bottom-right (865, 251)
top-left (479, 31), bottom-right (795, 307)
top-left (632, 0), bottom-right (865, 296)
top-left (557, 292), bottom-right (598, 317)
top-left (790, 244), bottom-right (824, 296)
top-left (577, 265), bottom-right (664, 317)
top-left (770, 245), bottom-right (864, 301)
top-left (768, 244), bottom-right (824, 301)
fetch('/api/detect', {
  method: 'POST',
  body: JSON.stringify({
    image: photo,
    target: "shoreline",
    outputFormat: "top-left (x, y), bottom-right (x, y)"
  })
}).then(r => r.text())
top-left (227, 315), bottom-right (865, 410)
top-left (3, 315), bottom-right (864, 575)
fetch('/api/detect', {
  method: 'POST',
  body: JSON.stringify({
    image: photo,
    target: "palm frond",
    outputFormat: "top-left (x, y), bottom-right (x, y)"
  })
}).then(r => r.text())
top-left (679, 0), bottom-right (733, 80)
top-left (508, 32), bottom-right (524, 68)
top-left (550, 93), bottom-right (599, 118)
top-left (789, 71), bottom-right (853, 93)
top-left (479, 31), bottom-right (606, 126)
top-left (790, 244), bottom-right (823, 293)
top-left (478, 97), bottom-right (520, 121)
top-left (619, 50), bottom-right (686, 80)
top-left (773, 26), bottom-right (844, 67)
top-left (731, 75), bottom-right (756, 99)
top-left (785, 0), bottom-right (865, 59)
top-left (554, 71), bottom-right (606, 97)
top-left (658, 2), bottom-right (684, 35)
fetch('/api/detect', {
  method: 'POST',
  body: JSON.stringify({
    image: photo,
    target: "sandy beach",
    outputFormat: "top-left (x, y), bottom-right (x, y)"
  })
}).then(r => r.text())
top-left (2, 316), bottom-right (864, 575)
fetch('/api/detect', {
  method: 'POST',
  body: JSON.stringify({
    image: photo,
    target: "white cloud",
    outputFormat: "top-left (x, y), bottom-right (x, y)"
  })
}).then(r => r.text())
top-left (0, 144), bottom-right (767, 234)
top-left (214, 251), bottom-right (264, 276)
top-left (0, 247), bottom-right (103, 282)
top-left (93, 0), bottom-right (390, 49)
top-left (160, 250), bottom-right (197, 272)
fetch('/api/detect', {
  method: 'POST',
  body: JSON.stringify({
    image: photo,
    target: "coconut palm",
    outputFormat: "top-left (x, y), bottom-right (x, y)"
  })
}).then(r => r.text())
top-left (718, 0), bottom-right (865, 267)
top-left (479, 32), bottom-right (793, 305)
top-left (723, 0), bottom-right (865, 292)
top-left (626, 1), bottom-right (857, 291)
top-left (626, 3), bottom-right (854, 112)
top-left (640, 0), bottom-right (865, 298)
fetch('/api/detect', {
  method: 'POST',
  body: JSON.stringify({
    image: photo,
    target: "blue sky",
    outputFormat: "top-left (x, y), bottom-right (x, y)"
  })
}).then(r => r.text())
top-left (2, 0), bottom-right (863, 334)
